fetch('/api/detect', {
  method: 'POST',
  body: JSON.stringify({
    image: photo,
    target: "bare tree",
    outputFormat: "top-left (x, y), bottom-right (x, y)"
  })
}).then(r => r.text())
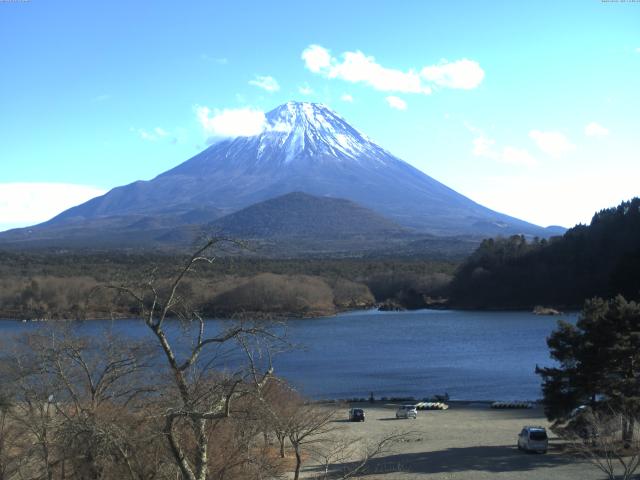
top-left (259, 378), bottom-right (300, 458)
top-left (310, 430), bottom-right (415, 480)
top-left (203, 394), bottom-right (287, 480)
top-left (2, 328), bottom-right (164, 480)
top-left (286, 403), bottom-right (339, 480)
top-left (0, 392), bottom-right (22, 480)
top-left (5, 335), bottom-right (63, 480)
top-left (107, 239), bottom-right (278, 480)
top-left (260, 380), bottom-right (380, 480)
top-left (561, 408), bottom-right (640, 480)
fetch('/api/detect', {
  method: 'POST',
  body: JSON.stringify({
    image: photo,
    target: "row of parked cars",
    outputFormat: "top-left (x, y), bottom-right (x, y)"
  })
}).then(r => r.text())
top-left (348, 405), bottom-right (549, 454)
top-left (348, 404), bottom-right (419, 422)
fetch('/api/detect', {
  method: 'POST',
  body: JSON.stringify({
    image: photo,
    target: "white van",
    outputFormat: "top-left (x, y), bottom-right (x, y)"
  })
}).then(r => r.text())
top-left (517, 426), bottom-right (548, 453)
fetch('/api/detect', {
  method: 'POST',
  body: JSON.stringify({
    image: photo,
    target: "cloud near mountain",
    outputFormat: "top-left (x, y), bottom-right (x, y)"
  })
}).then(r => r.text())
top-left (301, 44), bottom-right (484, 94)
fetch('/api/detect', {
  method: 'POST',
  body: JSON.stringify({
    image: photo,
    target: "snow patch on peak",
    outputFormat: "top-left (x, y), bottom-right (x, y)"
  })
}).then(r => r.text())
top-left (257, 101), bottom-right (392, 165)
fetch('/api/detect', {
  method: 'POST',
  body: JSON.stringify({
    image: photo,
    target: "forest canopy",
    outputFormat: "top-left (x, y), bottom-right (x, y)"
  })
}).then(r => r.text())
top-left (448, 198), bottom-right (640, 309)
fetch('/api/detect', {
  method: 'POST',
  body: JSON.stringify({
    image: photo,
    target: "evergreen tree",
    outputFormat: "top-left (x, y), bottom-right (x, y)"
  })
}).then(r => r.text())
top-left (537, 296), bottom-right (640, 439)
top-left (449, 197), bottom-right (640, 309)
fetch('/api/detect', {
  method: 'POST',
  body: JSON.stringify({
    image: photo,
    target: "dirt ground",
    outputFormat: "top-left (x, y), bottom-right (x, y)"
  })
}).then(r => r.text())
top-left (301, 402), bottom-right (601, 480)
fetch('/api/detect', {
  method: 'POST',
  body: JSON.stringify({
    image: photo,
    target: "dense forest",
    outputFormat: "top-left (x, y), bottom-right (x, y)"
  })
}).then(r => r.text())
top-left (448, 198), bottom-right (640, 309)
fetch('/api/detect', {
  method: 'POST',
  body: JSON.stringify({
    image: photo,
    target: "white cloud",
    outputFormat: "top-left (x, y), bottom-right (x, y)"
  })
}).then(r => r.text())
top-left (302, 44), bottom-right (484, 95)
top-left (196, 106), bottom-right (267, 137)
top-left (132, 127), bottom-right (175, 143)
top-left (385, 95), bottom-right (407, 110)
top-left (302, 45), bottom-right (427, 93)
top-left (421, 59), bottom-right (485, 90)
top-left (584, 121), bottom-right (609, 137)
top-left (529, 130), bottom-right (576, 158)
top-left (298, 83), bottom-right (314, 95)
top-left (340, 93), bottom-right (354, 102)
top-left (328, 50), bottom-right (429, 93)
top-left (248, 75), bottom-right (280, 92)
top-left (501, 146), bottom-right (537, 167)
top-left (0, 183), bottom-right (106, 232)
top-left (301, 44), bottom-right (332, 73)
top-left (304, 45), bottom-right (430, 94)
top-left (472, 134), bottom-right (496, 157)
top-left (468, 124), bottom-right (537, 167)
top-left (138, 129), bottom-right (156, 141)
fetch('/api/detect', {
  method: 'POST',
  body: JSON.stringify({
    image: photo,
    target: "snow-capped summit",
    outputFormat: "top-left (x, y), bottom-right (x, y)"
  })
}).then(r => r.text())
top-left (258, 102), bottom-right (388, 163)
top-left (36, 101), bottom-right (551, 238)
top-left (174, 102), bottom-right (404, 176)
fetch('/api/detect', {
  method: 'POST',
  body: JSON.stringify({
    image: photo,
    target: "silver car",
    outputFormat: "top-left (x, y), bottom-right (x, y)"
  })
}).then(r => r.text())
top-left (517, 426), bottom-right (548, 453)
top-left (395, 405), bottom-right (418, 419)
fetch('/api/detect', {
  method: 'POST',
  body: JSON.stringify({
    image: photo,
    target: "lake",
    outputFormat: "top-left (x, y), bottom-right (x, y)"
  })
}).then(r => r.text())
top-left (0, 309), bottom-right (576, 401)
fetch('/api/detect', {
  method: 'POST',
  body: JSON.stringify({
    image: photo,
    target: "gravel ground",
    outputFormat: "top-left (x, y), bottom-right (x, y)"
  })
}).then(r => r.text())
top-left (301, 402), bottom-right (601, 480)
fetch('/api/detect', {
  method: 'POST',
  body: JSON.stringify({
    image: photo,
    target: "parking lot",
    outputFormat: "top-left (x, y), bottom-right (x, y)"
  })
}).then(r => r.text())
top-left (303, 402), bottom-right (600, 480)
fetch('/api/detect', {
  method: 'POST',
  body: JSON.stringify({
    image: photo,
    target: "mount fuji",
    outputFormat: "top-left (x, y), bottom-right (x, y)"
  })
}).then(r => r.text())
top-left (1, 101), bottom-right (560, 251)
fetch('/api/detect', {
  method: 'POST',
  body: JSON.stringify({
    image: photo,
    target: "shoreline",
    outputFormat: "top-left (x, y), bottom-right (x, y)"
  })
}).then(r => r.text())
top-left (0, 305), bottom-right (579, 323)
top-left (313, 398), bottom-right (542, 406)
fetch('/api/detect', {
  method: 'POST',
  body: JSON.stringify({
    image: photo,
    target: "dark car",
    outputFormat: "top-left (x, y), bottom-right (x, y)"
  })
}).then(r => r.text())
top-left (348, 408), bottom-right (365, 422)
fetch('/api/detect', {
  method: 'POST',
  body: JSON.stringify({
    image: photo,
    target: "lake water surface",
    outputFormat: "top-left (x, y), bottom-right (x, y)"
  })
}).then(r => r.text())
top-left (0, 309), bottom-right (576, 401)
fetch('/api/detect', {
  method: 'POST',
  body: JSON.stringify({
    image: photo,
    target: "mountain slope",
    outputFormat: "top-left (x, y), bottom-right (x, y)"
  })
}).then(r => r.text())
top-left (1, 101), bottom-right (557, 250)
top-left (208, 192), bottom-right (407, 238)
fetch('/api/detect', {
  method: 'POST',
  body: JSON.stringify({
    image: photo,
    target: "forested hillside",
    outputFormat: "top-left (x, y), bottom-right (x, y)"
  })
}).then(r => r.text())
top-left (0, 252), bottom-right (455, 319)
top-left (448, 198), bottom-right (640, 309)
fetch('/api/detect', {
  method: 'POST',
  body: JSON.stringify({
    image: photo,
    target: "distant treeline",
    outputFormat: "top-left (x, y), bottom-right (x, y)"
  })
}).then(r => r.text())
top-left (0, 253), bottom-right (455, 319)
top-left (448, 198), bottom-right (640, 309)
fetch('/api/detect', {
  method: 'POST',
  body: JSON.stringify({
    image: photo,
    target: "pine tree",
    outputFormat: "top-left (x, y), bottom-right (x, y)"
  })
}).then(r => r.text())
top-left (537, 295), bottom-right (640, 440)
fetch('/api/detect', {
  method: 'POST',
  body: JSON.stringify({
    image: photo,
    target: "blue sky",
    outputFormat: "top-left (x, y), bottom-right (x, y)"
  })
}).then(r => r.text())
top-left (1, 0), bottom-right (639, 232)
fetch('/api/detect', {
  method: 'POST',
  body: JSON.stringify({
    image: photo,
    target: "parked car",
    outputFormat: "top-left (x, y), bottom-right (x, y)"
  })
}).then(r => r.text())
top-left (517, 426), bottom-right (548, 453)
top-left (348, 408), bottom-right (365, 422)
top-left (569, 405), bottom-right (588, 419)
top-left (395, 405), bottom-right (418, 419)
